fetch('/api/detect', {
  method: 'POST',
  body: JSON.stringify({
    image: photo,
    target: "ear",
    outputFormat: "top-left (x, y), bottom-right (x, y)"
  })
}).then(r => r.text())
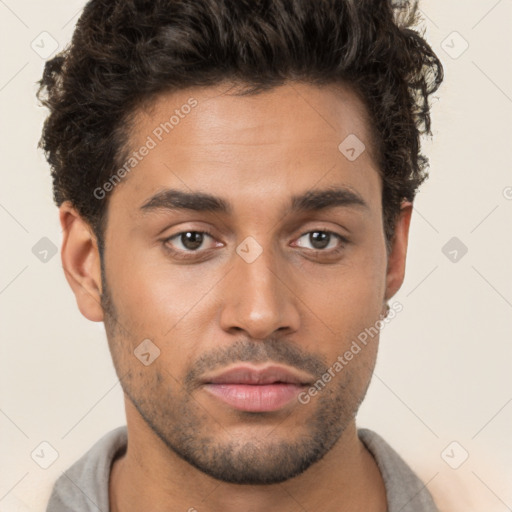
top-left (384, 201), bottom-right (413, 301)
top-left (59, 202), bottom-right (104, 322)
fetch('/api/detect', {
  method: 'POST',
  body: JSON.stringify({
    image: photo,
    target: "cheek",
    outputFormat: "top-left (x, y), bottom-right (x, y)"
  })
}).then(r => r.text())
top-left (302, 247), bottom-right (387, 326)
top-left (108, 244), bottom-right (224, 335)
top-left (296, 248), bottom-right (387, 369)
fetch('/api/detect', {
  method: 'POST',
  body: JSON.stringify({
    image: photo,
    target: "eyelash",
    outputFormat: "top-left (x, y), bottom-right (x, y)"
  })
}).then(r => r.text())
top-left (162, 229), bottom-right (348, 260)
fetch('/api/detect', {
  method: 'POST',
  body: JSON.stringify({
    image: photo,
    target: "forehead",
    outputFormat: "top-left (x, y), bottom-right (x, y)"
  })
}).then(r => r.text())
top-left (133, 81), bottom-right (376, 156)
top-left (110, 81), bottom-right (381, 217)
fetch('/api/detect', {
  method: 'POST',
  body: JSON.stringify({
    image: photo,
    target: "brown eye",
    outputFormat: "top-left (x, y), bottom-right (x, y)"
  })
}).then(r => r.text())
top-left (309, 231), bottom-right (330, 249)
top-left (296, 231), bottom-right (343, 251)
top-left (165, 231), bottom-right (214, 252)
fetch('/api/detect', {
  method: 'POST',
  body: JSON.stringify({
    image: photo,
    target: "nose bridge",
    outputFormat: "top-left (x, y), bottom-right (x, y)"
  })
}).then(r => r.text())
top-left (219, 235), bottom-right (300, 338)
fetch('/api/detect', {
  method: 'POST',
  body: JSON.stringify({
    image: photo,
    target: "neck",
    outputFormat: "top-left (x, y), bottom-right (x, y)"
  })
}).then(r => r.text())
top-left (109, 402), bottom-right (387, 512)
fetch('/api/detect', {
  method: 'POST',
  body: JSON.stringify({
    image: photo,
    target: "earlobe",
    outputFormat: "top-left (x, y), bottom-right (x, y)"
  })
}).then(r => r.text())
top-left (59, 202), bottom-right (104, 322)
top-left (384, 201), bottom-right (413, 301)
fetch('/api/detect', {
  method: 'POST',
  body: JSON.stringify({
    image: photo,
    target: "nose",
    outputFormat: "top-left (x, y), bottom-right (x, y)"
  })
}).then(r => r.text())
top-left (219, 239), bottom-right (301, 339)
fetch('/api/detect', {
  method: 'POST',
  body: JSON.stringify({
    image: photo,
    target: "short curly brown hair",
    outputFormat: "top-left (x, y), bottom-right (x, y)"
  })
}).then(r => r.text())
top-left (37, 0), bottom-right (443, 250)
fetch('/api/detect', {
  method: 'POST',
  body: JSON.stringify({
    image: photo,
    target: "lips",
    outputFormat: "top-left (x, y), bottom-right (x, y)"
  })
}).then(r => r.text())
top-left (201, 364), bottom-right (313, 412)
top-left (203, 365), bottom-right (312, 386)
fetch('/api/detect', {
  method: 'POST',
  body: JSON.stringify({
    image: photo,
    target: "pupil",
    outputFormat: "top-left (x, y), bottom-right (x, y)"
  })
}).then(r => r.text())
top-left (182, 232), bottom-right (203, 250)
top-left (310, 231), bottom-right (330, 249)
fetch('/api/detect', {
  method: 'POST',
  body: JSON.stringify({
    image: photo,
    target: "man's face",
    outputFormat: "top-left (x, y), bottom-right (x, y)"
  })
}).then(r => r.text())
top-left (99, 82), bottom-right (392, 484)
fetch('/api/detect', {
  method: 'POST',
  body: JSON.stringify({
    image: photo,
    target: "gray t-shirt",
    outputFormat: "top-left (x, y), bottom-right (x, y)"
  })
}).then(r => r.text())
top-left (45, 426), bottom-right (438, 511)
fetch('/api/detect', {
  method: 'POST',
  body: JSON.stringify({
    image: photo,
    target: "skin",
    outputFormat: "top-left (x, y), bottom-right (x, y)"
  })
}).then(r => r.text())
top-left (59, 81), bottom-right (412, 512)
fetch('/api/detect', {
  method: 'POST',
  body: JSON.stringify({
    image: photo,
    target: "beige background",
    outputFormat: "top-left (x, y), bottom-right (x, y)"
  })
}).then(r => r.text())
top-left (1, 1), bottom-right (511, 510)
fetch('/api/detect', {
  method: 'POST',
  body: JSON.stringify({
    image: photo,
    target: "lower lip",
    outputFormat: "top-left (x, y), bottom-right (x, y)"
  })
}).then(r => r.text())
top-left (203, 383), bottom-right (304, 412)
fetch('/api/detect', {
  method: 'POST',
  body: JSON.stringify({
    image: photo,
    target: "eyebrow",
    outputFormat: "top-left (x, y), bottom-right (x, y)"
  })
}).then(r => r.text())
top-left (140, 186), bottom-right (368, 215)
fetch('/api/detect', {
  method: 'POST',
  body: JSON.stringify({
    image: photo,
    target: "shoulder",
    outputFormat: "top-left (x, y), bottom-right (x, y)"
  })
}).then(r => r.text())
top-left (358, 428), bottom-right (439, 512)
top-left (45, 426), bottom-right (127, 512)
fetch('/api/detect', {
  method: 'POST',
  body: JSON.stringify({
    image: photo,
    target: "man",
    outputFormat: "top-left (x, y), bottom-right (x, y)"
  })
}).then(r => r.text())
top-left (38, 0), bottom-right (444, 510)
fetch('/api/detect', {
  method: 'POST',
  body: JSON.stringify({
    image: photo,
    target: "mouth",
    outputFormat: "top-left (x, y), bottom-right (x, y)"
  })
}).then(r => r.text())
top-left (201, 364), bottom-right (313, 412)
